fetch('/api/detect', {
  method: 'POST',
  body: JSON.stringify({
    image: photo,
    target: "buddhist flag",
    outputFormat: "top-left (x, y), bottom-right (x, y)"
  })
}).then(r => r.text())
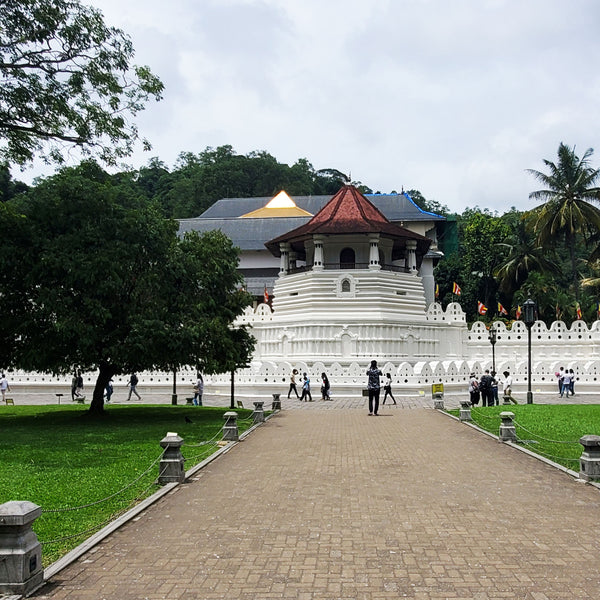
top-left (497, 302), bottom-right (508, 316)
top-left (478, 301), bottom-right (488, 315)
top-left (435, 283), bottom-right (439, 300)
top-left (576, 302), bottom-right (582, 320)
top-left (452, 282), bottom-right (461, 296)
top-left (556, 303), bottom-right (561, 320)
top-left (263, 285), bottom-right (269, 304)
top-left (597, 302), bottom-right (600, 320)
top-left (515, 305), bottom-right (522, 320)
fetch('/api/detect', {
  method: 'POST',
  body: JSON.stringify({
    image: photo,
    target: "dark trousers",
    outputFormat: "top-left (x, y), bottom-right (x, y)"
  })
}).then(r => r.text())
top-left (382, 387), bottom-right (396, 404)
top-left (368, 388), bottom-right (380, 414)
top-left (288, 383), bottom-right (299, 398)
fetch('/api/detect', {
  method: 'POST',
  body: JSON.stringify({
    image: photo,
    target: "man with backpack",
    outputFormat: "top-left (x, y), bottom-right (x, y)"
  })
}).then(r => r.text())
top-left (479, 369), bottom-right (494, 407)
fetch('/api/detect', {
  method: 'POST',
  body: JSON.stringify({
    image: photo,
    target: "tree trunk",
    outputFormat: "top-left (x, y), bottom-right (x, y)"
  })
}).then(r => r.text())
top-left (88, 362), bottom-right (117, 415)
top-left (568, 233), bottom-right (579, 300)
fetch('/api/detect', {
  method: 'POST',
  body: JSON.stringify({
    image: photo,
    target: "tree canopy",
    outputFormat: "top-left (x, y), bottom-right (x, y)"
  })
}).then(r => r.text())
top-left (0, 162), bottom-right (254, 413)
top-left (0, 0), bottom-right (163, 166)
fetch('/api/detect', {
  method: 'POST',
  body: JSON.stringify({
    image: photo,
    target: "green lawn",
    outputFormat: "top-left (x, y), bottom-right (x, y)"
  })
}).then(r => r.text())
top-left (0, 404), bottom-right (257, 566)
top-left (449, 404), bottom-right (600, 471)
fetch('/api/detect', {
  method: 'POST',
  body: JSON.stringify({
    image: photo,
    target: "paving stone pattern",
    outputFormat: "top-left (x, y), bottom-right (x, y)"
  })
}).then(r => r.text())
top-left (32, 409), bottom-right (600, 599)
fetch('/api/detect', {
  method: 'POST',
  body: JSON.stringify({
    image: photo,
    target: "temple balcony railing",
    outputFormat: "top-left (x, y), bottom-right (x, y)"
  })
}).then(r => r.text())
top-left (286, 263), bottom-right (410, 275)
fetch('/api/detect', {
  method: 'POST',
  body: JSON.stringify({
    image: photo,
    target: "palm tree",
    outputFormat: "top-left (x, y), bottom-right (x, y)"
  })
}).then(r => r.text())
top-left (494, 215), bottom-right (557, 301)
top-left (528, 142), bottom-right (600, 299)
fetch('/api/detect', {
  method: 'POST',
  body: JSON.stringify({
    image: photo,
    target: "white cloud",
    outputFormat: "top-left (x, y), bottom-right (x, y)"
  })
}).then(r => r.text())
top-left (14, 0), bottom-right (600, 214)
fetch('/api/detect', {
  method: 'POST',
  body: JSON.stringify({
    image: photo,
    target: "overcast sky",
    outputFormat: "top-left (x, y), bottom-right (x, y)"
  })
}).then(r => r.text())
top-left (22, 0), bottom-right (600, 214)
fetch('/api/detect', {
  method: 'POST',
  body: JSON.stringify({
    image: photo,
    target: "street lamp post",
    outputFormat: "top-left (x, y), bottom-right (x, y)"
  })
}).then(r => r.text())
top-left (523, 298), bottom-right (536, 404)
top-left (488, 324), bottom-right (497, 375)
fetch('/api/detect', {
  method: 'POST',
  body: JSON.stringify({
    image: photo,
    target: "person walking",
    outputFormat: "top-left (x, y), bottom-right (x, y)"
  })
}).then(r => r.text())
top-left (569, 368), bottom-right (575, 395)
top-left (193, 373), bottom-right (204, 406)
top-left (555, 367), bottom-right (564, 395)
top-left (287, 369), bottom-right (300, 399)
top-left (300, 373), bottom-right (312, 402)
top-left (366, 359), bottom-right (383, 416)
top-left (104, 379), bottom-right (114, 402)
top-left (320, 372), bottom-right (331, 400)
top-left (75, 370), bottom-right (84, 398)
top-left (468, 373), bottom-right (480, 405)
top-left (127, 373), bottom-right (141, 401)
top-left (70, 371), bottom-right (78, 401)
top-left (502, 371), bottom-right (517, 404)
top-left (491, 371), bottom-right (499, 406)
top-left (0, 373), bottom-right (10, 403)
top-left (560, 370), bottom-right (572, 398)
top-left (382, 373), bottom-right (396, 405)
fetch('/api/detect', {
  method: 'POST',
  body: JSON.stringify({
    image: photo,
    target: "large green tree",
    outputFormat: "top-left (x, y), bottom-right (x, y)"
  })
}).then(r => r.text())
top-left (528, 143), bottom-right (600, 299)
top-left (0, 162), bottom-right (254, 414)
top-left (0, 0), bottom-right (163, 166)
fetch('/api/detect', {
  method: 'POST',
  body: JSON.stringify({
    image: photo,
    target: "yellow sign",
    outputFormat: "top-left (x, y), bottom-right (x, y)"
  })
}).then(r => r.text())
top-left (432, 383), bottom-right (444, 396)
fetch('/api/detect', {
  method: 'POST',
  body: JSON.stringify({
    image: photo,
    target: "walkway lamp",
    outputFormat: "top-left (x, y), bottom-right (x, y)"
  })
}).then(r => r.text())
top-left (488, 324), bottom-right (497, 374)
top-left (523, 298), bottom-right (536, 404)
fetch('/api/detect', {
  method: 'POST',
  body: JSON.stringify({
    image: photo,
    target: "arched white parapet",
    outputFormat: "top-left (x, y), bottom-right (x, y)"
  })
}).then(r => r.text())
top-left (255, 303), bottom-right (273, 321)
top-left (426, 302), bottom-right (445, 321)
top-left (381, 362), bottom-right (396, 377)
top-left (445, 302), bottom-right (467, 323)
top-left (328, 362), bottom-right (344, 377)
top-left (346, 362), bottom-right (364, 384)
top-left (468, 321), bottom-right (489, 342)
top-left (256, 360), bottom-right (280, 384)
top-left (591, 321), bottom-right (600, 332)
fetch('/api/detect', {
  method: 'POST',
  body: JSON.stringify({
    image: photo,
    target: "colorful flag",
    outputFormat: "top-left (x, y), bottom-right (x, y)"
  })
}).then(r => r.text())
top-left (263, 285), bottom-right (269, 304)
top-left (452, 282), bottom-right (461, 296)
top-left (478, 301), bottom-right (488, 315)
top-left (556, 303), bottom-right (561, 320)
top-left (497, 302), bottom-right (508, 316)
top-left (435, 283), bottom-right (439, 300)
top-left (576, 302), bottom-right (582, 320)
top-left (515, 305), bottom-right (522, 320)
top-left (597, 302), bottom-right (600, 320)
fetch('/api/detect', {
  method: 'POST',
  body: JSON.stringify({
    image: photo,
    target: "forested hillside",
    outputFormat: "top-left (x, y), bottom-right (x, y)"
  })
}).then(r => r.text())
top-left (3, 143), bottom-right (600, 326)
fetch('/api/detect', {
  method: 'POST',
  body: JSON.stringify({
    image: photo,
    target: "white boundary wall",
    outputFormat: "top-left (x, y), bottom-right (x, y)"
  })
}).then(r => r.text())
top-left (7, 303), bottom-right (600, 398)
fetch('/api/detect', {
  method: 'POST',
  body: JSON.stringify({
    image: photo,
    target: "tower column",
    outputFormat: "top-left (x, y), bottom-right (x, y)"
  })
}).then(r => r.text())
top-left (313, 237), bottom-right (324, 271)
top-left (279, 242), bottom-right (290, 275)
top-left (368, 234), bottom-right (381, 270)
top-left (406, 240), bottom-right (417, 273)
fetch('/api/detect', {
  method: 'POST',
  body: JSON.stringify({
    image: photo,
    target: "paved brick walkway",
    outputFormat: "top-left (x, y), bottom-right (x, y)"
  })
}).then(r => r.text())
top-left (31, 408), bottom-right (600, 599)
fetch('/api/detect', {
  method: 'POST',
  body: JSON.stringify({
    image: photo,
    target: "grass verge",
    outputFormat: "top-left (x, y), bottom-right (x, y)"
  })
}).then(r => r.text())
top-left (0, 404), bottom-right (257, 566)
top-left (448, 404), bottom-right (600, 472)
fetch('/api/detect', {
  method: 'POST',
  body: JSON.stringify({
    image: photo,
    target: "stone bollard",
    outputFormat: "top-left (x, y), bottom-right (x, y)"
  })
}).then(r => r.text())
top-left (459, 400), bottom-right (472, 422)
top-left (0, 501), bottom-right (44, 596)
top-left (499, 411), bottom-right (517, 442)
top-left (272, 393), bottom-right (281, 411)
top-left (222, 411), bottom-right (239, 441)
top-left (253, 401), bottom-right (265, 424)
top-left (158, 432), bottom-right (185, 485)
top-left (579, 435), bottom-right (600, 481)
top-left (433, 398), bottom-right (445, 410)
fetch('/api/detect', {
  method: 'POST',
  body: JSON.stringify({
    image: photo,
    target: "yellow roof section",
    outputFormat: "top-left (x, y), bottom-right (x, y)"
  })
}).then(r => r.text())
top-left (240, 191), bottom-right (313, 218)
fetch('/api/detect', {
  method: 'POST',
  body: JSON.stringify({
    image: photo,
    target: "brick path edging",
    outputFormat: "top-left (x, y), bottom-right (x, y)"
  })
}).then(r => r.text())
top-left (436, 407), bottom-right (600, 491)
top-left (42, 410), bottom-right (278, 583)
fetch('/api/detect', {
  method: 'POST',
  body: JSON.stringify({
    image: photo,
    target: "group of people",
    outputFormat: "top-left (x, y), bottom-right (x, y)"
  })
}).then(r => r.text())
top-left (556, 367), bottom-right (575, 397)
top-left (469, 369), bottom-right (515, 406)
top-left (287, 369), bottom-right (332, 401)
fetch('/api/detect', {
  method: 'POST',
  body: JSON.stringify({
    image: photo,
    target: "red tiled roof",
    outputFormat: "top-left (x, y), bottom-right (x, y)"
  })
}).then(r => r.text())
top-left (266, 185), bottom-right (431, 256)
